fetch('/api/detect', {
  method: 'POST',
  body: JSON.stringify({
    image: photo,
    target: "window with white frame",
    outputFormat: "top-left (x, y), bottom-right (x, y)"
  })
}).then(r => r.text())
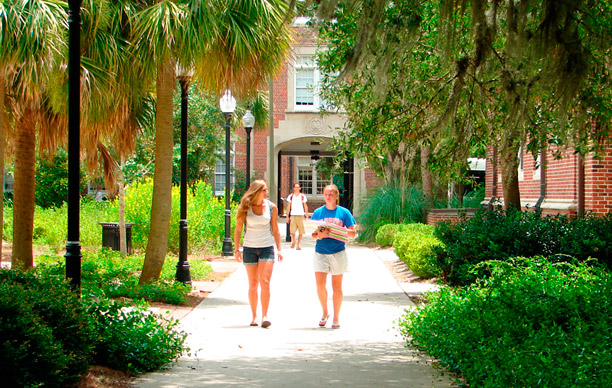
top-left (295, 55), bottom-right (323, 110)
top-left (298, 167), bottom-right (313, 194)
top-left (214, 151), bottom-right (235, 196)
top-left (296, 157), bottom-right (332, 195)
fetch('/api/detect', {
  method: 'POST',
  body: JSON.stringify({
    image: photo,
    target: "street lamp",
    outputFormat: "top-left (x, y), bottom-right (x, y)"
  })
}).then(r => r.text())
top-left (242, 110), bottom-right (255, 188)
top-left (175, 66), bottom-right (193, 284)
top-left (220, 90), bottom-right (236, 256)
top-left (65, 0), bottom-right (83, 293)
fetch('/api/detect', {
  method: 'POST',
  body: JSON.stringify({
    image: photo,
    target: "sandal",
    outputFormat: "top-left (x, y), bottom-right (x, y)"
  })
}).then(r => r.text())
top-left (250, 321), bottom-right (259, 327)
top-left (261, 320), bottom-right (272, 329)
top-left (319, 315), bottom-right (330, 327)
top-left (331, 322), bottom-right (340, 329)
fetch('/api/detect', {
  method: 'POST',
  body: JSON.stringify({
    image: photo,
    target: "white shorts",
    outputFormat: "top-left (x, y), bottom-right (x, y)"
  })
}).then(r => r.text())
top-left (314, 250), bottom-right (348, 275)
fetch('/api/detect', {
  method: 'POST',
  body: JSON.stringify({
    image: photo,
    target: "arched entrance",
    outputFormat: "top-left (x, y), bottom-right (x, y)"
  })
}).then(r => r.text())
top-left (275, 137), bottom-right (354, 217)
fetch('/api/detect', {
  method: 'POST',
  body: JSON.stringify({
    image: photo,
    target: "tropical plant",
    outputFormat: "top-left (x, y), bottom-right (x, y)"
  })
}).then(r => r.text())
top-left (133, 0), bottom-right (292, 284)
top-left (2, 0), bottom-right (67, 270)
top-left (357, 182), bottom-right (426, 243)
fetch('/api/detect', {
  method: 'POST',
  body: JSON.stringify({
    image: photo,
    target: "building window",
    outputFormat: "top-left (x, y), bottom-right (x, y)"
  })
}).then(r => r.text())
top-left (296, 157), bottom-right (332, 195)
top-left (298, 167), bottom-right (313, 195)
top-left (295, 55), bottom-right (322, 110)
top-left (214, 151), bottom-right (235, 196)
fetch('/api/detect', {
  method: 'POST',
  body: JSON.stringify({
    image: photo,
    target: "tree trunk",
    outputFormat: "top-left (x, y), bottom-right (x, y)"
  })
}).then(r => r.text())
top-left (500, 133), bottom-right (521, 210)
top-left (0, 74), bottom-right (6, 261)
top-left (420, 143), bottom-right (434, 208)
top-left (12, 109), bottom-right (36, 269)
top-left (140, 60), bottom-right (175, 284)
top-left (118, 157), bottom-right (127, 255)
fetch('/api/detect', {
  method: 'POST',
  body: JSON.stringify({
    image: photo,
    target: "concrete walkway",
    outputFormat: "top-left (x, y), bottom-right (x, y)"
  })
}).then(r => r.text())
top-left (133, 230), bottom-right (456, 388)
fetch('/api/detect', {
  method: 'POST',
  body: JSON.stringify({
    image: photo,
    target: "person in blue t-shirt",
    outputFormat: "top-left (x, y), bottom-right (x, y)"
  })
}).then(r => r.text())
top-left (310, 184), bottom-right (356, 329)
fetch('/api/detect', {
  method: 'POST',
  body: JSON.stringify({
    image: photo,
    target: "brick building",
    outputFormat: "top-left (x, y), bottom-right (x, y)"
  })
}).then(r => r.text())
top-left (231, 18), bottom-right (379, 216)
top-left (484, 144), bottom-right (612, 215)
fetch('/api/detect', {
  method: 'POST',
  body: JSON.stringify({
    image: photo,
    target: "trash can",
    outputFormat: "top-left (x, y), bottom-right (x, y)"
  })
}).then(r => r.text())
top-left (99, 222), bottom-right (134, 254)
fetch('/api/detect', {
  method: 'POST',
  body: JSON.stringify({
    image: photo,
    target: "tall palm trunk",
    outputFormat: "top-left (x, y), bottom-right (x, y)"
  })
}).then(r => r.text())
top-left (118, 157), bottom-right (127, 255)
top-left (12, 109), bottom-right (37, 269)
top-left (0, 74), bottom-right (6, 261)
top-left (140, 60), bottom-right (175, 284)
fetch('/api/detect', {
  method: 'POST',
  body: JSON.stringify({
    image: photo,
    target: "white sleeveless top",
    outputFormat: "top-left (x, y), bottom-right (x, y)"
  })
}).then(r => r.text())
top-left (243, 199), bottom-right (275, 248)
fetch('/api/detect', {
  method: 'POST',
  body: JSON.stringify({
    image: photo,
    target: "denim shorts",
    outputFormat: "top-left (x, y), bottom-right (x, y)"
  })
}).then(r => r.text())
top-left (242, 246), bottom-right (275, 266)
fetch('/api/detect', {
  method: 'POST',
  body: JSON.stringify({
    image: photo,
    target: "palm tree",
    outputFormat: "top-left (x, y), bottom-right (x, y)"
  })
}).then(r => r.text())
top-left (1, 0), bottom-right (66, 269)
top-left (5, 0), bottom-right (150, 269)
top-left (133, 0), bottom-right (292, 284)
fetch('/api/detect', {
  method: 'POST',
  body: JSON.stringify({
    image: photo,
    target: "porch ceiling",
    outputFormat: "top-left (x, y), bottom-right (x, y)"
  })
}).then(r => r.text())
top-left (278, 138), bottom-right (337, 157)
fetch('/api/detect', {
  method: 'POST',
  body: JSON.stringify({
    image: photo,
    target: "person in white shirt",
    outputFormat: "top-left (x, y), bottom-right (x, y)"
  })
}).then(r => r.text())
top-left (234, 180), bottom-right (283, 328)
top-left (286, 183), bottom-right (309, 250)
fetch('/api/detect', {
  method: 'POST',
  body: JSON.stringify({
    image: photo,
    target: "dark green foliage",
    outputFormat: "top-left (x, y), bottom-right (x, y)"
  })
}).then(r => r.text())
top-left (0, 270), bottom-right (94, 387)
top-left (86, 298), bottom-right (187, 374)
top-left (34, 150), bottom-right (87, 209)
top-left (431, 209), bottom-right (612, 286)
top-left (357, 183), bottom-right (425, 243)
top-left (0, 264), bottom-right (190, 383)
top-left (400, 258), bottom-right (612, 387)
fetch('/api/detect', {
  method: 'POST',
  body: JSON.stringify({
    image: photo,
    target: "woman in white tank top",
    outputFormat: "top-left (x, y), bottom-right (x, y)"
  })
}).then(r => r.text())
top-left (233, 180), bottom-right (283, 328)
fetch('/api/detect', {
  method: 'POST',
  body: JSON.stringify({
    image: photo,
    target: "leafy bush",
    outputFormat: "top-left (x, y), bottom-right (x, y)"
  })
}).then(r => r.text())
top-left (375, 223), bottom-right (401, 247)
top-left (36, 249), bottom-right (212, 304)
top-left (0, 270), bottom-right (94, 387)
top-left (35, 150), bottom-right (87, 209)
top-left (357, 182), bottom-right (426, 243)
top-left (431, 209), bottom-right (612, 286)
top-left (400, 257), bottom-right (612, 387)
top-left (0, 266), bottom-right (191, 384)
top-left (392, 223), bottom-right (439, 278)
top-left (86, 298), bottom-right (188, 374)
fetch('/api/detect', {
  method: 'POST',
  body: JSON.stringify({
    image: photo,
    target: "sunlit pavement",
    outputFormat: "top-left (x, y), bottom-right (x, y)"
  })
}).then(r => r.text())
top-left (132, 220), bottom-right (456, 388)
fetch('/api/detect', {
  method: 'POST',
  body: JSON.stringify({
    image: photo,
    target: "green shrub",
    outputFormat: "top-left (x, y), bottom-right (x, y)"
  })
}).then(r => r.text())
top-left (392, 223), bottom-right (439, 278)
top-left (431, 209), bottom-right (612, 286)
top-left (36, 249), bottom-right (212, 304)
top-left (400, 257), bottom-right (612, 387)
top-left (0, 270), bottom-right (94, 387)
top-left (34, 149), bottom-right (87, 209)
top-left (375, 223), bottom-right (401, 247)
top-left (86, 298), bottom-right (188, 374)
top-left (357, 182), bottom-right (426, 243)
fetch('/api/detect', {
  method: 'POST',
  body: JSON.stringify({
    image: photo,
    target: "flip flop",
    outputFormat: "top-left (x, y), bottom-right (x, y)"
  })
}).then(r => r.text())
top-left (250, 322), bottom-right (259, 327)
top-left (261, 320), bottom-right (272, 329)
top-left (331, 323), bottom-right (340, 329)
top-left (319, 315), bottom-right (330, 327)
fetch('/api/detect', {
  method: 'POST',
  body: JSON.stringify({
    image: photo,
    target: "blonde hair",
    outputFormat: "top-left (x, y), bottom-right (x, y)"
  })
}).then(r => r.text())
top-left (237, 179), bottom-right (267, 218)
top-left (323, 184), bottom-right (339, 196)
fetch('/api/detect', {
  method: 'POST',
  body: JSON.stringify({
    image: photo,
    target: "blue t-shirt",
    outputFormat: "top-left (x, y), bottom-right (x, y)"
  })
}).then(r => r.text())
top-left (311, 205), bottom-right (356, 254)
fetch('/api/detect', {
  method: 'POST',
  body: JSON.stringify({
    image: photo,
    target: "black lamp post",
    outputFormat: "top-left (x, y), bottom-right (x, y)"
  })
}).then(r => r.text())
top-left (242, 110), bottom-right (255, 188)
top-left (65, 0), bottom-right (83, 293)
top-left (175, 67), bottom-right (193, 284)
top-left (220, 90), bottom-right (236, 256)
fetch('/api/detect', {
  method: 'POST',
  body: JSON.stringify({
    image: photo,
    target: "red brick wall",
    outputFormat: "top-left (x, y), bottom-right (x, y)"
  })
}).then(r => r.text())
top-left (426, 209), bottom-right (477, 226)
top-left (585, 144), bottom-right (612, 214)
top-left (484, 143), bottom-right (612, 215)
